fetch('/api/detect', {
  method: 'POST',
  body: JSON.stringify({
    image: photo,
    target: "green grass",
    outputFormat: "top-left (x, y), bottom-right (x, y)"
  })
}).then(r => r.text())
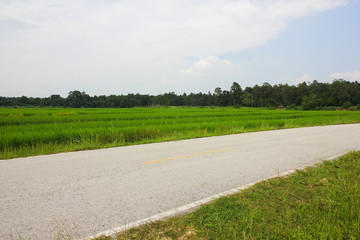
top-left (95, 151), bottom-right (360, 240)
top-left (1, 107), bottom-right (360, 159)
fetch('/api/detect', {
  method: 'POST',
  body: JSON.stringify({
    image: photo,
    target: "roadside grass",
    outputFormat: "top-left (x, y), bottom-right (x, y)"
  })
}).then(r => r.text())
top-left (95, 151), bottom-right (360, 240)
top-left (1, 107), bottom-right (360, 159)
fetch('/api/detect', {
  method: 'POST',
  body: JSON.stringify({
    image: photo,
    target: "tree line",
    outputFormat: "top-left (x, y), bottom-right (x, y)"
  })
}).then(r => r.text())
top-left (1, 79), bottom-right (360, 110)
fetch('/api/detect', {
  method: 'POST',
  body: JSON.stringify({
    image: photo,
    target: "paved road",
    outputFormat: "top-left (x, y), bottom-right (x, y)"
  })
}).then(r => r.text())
top-left (1, 124), bottom-right (360, 239)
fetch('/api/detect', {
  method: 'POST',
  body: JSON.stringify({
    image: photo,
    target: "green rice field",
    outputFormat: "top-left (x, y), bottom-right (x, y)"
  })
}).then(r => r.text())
top-left (1, 107), bottom-right (360, 159)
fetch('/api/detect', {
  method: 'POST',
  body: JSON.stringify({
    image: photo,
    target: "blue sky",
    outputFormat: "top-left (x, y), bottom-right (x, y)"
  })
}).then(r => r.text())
top-left (0, 0), bottom-right (359, 97)
top-left (221, 1), bottom-right (360, 87)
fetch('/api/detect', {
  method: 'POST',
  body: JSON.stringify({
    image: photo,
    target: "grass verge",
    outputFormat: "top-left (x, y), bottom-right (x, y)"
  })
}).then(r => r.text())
top-left (95, 151), bottom-right (360, 240)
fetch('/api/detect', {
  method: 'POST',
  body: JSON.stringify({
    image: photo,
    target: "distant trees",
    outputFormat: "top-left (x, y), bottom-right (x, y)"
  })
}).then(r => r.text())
top-left (1, 79), bottom-right (360, 110)
top-left (211, 79), bottom-right (360, 109)
top-left (49, 95), bottom-right (64, 107)
top-left (67, 90), bottom-right (90, 108)
top-left (301, 94), bottom-right (322, 110)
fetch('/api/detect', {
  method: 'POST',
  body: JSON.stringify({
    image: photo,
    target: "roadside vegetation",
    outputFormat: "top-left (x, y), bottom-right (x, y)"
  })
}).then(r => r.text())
top-left (95, 151), bottom-right (360, 240)
top-left (1, 107), bottom-right (360, 159)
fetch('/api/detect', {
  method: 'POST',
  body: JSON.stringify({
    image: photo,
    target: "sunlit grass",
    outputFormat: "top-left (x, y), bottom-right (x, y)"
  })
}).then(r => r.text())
top-left (1, 107), bottom-right (360, 159)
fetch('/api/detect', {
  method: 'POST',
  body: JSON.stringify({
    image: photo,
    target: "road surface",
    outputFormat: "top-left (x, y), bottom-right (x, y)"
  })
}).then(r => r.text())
top-left (1, 124), bottom-right (360, 239)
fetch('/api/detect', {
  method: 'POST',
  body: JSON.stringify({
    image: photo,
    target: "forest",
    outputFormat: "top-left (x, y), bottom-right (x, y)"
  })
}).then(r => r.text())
top-left (1, 79), bottom-right (360, 110)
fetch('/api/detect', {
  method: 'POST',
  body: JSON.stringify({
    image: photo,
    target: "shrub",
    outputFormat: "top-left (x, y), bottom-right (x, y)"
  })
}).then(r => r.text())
top-left (343, 101), bottom-right (352, 109)
top-left (286, 104), bottom-right (298, 110)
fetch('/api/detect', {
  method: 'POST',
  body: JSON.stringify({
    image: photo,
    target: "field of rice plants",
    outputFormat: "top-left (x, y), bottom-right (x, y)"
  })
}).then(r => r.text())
top-left (1, 107), bottom-right (360, 159)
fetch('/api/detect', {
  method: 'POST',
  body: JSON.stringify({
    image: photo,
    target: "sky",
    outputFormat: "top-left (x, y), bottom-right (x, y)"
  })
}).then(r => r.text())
top-left (0, 0), bottom-right (359, 97)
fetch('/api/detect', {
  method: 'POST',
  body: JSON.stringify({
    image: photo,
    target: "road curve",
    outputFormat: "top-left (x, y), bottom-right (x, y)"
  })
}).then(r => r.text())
top-left (1, 124), bottom-right (360, 239)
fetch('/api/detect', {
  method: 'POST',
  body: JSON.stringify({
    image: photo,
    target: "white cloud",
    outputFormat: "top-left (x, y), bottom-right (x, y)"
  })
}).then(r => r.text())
top-left (0, 0), bottom-right (349, 96)
top-left (264, 57), bottom-right (279, 64)
top-left (180, 56), bottom-right (233, 76)
top-left (295, 74), bottom-right (314, 84)
top-left (330, 70), bottom-right (360, 81)
top-left (161, 76), bottom-right (177, 84)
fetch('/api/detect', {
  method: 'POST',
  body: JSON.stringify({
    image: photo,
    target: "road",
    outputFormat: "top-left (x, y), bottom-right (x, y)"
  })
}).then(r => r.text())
top-left (1, 124), bottom-right (360, 239)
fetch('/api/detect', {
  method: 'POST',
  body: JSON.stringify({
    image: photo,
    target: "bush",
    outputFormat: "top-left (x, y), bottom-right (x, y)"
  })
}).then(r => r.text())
top-left (321, 106), bottom-right (338, 111)
top-left (343, 101), bottom-right (352, 109)
top-left (349, 106), bottom-right (358, 111)
top-left (286, 104), bottom-right (298, 110)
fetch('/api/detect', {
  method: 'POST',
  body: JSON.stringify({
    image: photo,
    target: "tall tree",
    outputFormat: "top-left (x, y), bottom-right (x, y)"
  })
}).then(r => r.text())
top-left (67, 90), bottom-right (88, 108)
top-left (230, 82), bottom-right (242, 106)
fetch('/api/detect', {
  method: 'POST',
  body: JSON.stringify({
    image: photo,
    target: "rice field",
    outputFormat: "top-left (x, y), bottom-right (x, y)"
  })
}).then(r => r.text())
top-left (1, 107), bottom-right (360, 159)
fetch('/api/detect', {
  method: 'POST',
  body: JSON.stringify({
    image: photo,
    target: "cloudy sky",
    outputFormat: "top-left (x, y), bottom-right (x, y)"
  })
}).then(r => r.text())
top-left (1, 0), bottom-right (359, 97)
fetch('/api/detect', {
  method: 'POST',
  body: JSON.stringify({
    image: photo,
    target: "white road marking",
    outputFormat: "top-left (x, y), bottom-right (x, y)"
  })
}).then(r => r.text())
top-left (84, 148), bottom-right (360, 240)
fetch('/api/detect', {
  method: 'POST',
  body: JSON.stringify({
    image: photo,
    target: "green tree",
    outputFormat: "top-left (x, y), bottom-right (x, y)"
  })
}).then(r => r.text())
top-left (302, 94), bottom-right (322, 110)
top-left (230, 82), bottom-right (242, 106)
top-left (330, 79), bottom-right (351, 106)
top-left (265, 98), bottom-right (279, 108)
top-left (241, 92), bottom-right (253, 107)
top-left (157, 95), bottom-right (170, 106)
top-left (214, 87), bottom-right (222, 106)
top-left (49, 95), bottom-right (64, 107)
top-left (67, 90), bottom-right (89, 108)
top-left (16, 96), bottom-right (29, 106)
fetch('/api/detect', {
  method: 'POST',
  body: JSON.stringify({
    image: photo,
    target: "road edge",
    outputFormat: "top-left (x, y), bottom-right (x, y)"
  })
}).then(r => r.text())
top-left (83, 148), bottom-right (360, 240)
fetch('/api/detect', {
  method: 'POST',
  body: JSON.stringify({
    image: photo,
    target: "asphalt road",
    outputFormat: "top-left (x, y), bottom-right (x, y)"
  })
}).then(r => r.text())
top-left (1, 124), bottom-right (360, 239)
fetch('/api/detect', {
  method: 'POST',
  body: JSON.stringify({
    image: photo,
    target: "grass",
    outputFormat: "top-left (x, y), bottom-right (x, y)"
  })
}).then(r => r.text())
top-left (1, 107), bottom-right (360, 159)
top-left (94, 151), bottom-right (360, 240)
